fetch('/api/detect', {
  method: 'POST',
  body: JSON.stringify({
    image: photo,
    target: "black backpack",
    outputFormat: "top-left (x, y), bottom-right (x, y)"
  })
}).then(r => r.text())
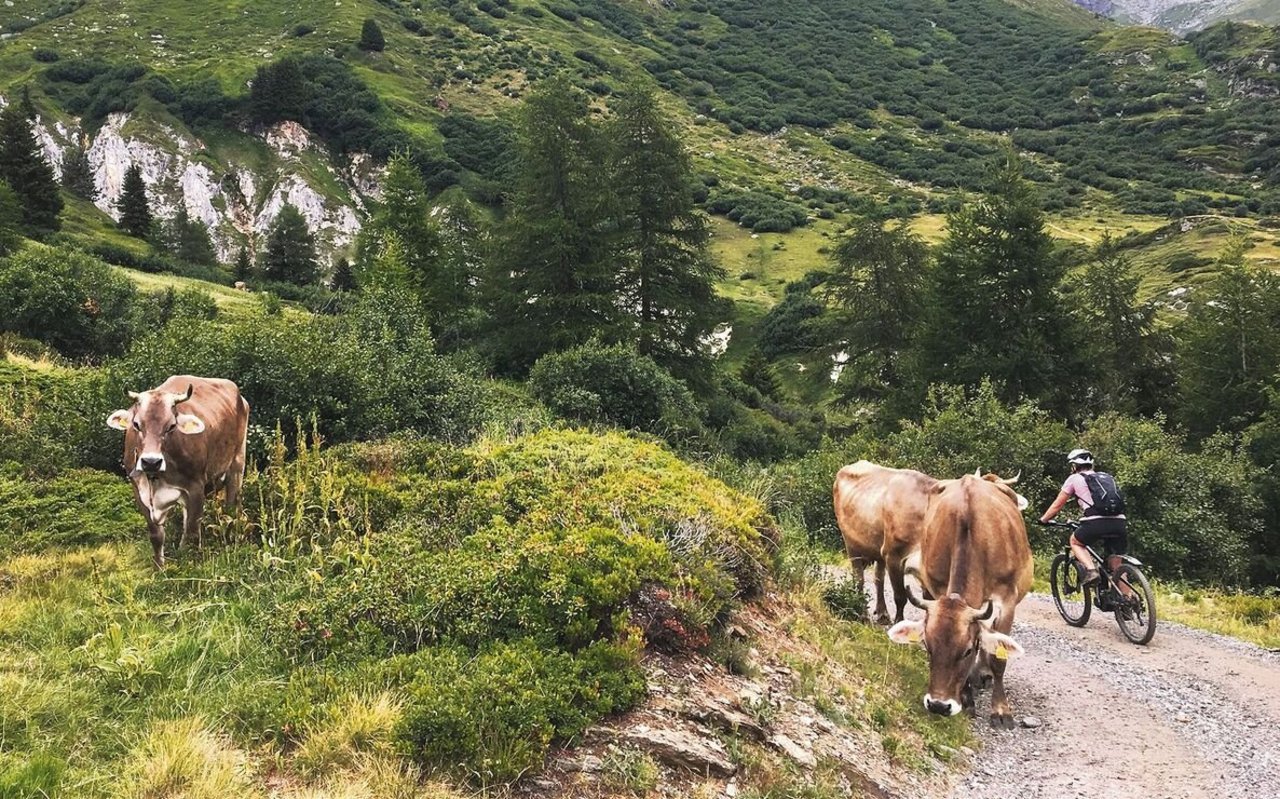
top-left (1082, 471), bottom-right (1126, 517)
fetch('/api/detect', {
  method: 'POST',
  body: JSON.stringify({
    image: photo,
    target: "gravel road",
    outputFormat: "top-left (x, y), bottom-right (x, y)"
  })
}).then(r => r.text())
top-left (948, 592), bottom-right (1280, 799)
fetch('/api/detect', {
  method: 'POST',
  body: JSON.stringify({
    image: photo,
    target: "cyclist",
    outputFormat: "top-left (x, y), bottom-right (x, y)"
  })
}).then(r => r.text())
top-left (1039, 449), bottom-right (1127, 588)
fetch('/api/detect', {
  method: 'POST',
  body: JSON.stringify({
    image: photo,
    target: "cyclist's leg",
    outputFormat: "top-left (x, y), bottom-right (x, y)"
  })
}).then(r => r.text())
top-left (1072, 521), bottom-right (1105, 581)
top-left (1103, 520), bottom-right (1132, 597)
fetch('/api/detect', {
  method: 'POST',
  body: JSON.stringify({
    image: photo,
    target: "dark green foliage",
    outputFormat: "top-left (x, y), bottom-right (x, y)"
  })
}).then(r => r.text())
top-left (916, 157), bottom-right (1074, 412)
top-left (0, 183), bottom-right (20, 256)
top-left (330, 257), bottom-right (355, 292)
top-left (608, 84), bottom-right (726, 375)
top-left (156, 203), bottom-right (217, 266)
top-left (758, 274), bottom-right (830, 358)
top-left (0, 246), bottom-right (138, 360)
top-left (32, 48), bottom-right (61, 63)
top-left (113, 285), bottom-right (486, 444)
top-left (1176, 243), bottom-right (1280, 438)
top-left (0, 103), bottom-right (62, 237)
top-left (825, 220), bottom-right (928, 407)
top-left (529, 341), bottom-right (700, 436)
top-left (1066, 237), bottom-right (1173, 415)
top-left (738, 348), bottom-right (780, 399)
top-left (115, 163), bottom-right (152, 238)
top-left (234, 246), bottom-right (252, 282)
top-left (59, 142), bottom-right (96, 200)
top-left (822, 579), bottom-right (869, 622)
top-left (705, 190), bottom-right (809, 233)
top-left (1082, 414), bottom-right (1261, 585)
top-left (261, 204), bottom-right (318, 285)
top-left (138, 285), bottom-right (218, 326)
top-left (488, 77), bottom-right (618, 370)
top-left (247, 58), bottom-right (308, 125)
top-left (359, 18), bottom-right (386, 51)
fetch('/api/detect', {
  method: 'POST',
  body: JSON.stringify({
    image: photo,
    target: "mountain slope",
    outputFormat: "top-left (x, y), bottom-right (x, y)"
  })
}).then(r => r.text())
top-left (1074, 0), bottom-right (1280, 32)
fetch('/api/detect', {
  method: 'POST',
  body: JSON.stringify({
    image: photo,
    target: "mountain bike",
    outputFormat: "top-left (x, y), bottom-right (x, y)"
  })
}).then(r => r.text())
top-left (1042, 520), bottom-right (1156, 645)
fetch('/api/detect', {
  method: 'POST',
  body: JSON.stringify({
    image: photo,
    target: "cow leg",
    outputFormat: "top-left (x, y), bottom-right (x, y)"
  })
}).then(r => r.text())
top-left (888, 564), bottom-right (909, 623)
top-left (988, 613), bottom-right (1017, 729)
top-left (183, 491), bottom-right (206, 554)
top-left (872, 560), bottom-right (890, 625)
top-left (148, 517), bottom-right (166, 569)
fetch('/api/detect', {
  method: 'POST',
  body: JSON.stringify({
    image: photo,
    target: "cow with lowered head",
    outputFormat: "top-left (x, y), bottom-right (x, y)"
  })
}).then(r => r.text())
top-left (106, 376), bottom-right (250, 568)
top-left (887, 473), bottom-right (1033, 729)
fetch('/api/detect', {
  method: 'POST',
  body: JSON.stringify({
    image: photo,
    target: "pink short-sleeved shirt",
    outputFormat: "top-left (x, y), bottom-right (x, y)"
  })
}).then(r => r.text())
top-left (1062, 472), bottom-right (1125, 519)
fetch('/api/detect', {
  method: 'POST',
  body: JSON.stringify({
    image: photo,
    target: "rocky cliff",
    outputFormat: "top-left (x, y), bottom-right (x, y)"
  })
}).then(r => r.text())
top-left (1075, 0), bottom-right (1280, 32)
top-left (18, 99), bottom-right (376, 264)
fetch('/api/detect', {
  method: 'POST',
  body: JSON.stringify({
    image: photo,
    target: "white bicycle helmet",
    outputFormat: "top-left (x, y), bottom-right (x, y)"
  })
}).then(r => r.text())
top-left (1067, 448), bottom-right (1094, 466)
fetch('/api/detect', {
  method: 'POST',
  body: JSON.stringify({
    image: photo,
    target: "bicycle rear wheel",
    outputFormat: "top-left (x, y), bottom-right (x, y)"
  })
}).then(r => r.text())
top-left (1050, 553), bottom-right (1090, 627)
top-left (1113, 564), bottom-right (1156, 645)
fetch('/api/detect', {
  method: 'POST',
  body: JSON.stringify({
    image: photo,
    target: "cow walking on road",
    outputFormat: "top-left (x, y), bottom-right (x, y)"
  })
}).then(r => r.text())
top-left (106, 376), bottom-right (250, 568)
top-left (887, 474), bottom-right (1033, 728)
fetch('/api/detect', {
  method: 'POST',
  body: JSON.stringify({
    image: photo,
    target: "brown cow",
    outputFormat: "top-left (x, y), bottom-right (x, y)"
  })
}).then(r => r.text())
top-left (834, 463), bottom-right (1028, 625)
top-left (887, 474), bottom-right (1033, 729)
top-left (106, 375), bottom-right (250, 568)
top-left (833, 461), bottom-right (937, 624)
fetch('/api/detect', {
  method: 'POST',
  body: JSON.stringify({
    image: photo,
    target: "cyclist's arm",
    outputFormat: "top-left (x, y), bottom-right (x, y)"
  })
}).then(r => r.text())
top-left (1040, 491), bottom-right (1072, 524)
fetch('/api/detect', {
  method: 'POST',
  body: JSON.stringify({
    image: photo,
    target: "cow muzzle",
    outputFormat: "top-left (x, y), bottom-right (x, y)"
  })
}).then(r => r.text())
top-left (139, 454), bottom-right (166, 474)
top-left (924, 694), bottom-right (962, 716)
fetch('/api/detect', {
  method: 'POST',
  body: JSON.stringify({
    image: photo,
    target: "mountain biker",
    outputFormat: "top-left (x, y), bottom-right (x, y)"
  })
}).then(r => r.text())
top-left (1038, 449), bottom-right (1127, 588)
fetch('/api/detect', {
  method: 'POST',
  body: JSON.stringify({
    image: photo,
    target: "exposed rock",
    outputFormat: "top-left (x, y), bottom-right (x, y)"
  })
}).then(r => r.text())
top-left (683, 702), bottom-right (768, 741)
top-left (1019, 715), bottom-right (1043, 729)
top-left (611, 725), bottom-right (737, 777)
top-left (768, 733), bottom-right (817, 769)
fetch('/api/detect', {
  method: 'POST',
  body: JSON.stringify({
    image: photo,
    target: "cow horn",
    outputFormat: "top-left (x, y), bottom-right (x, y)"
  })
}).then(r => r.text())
top-left (169, 385), bottom-right (194, 405)
top-left (905, 587), bottom-right (936, 611)
top-left (974, 600), bottom-right (994, 621)
top-left (973, 468), bottom-right (982, 478)
top-left (1001, 471), bottom-right (1022, 486)
top-left (127, 390), bottom-right (140, 400)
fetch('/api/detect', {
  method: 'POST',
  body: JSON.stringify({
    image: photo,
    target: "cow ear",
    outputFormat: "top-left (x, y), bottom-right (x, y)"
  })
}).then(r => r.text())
top-left (980, 630), bottom-right (1025, 661)
top-left (1015, 492), bottom-right (1029, 511)
top-left (888, 620), bottom-right (925, 646)
top-left (106, 410), bottom-right (131, 430)
top-left (175, 413), bottom-right (206, 434)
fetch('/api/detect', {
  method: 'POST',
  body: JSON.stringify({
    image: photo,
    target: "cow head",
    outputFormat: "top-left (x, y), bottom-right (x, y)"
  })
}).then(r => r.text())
top-left (887, 590), bottom-right (1024, 716)
top-left (106, 385), bottom-right (205, 475)
top-left (978, 469), bottom-right (1029, 511)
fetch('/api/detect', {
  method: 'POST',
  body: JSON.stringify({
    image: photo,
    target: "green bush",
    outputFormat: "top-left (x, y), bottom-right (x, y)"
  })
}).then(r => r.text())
top-left (111, 285), bottom-right (488, 445)
top-left (0, 246), bottom-right (139, 360)
top-left (385, 638), bottom-right (644, 785)
top-left (1082, 413), bottom-right (1261, 585)
top-left (822, 578), bottom-right (870, 622)
top-left (265, 430), bottom-right (776, 658)
top-left (529, 341), bottom-right (701, 437)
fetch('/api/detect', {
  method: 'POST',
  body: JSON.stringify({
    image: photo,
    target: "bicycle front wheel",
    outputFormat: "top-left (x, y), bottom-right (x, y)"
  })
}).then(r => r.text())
top-left (1051, 553), bottom-right (1090, 627)
top-left (1113, 564), bottom-right (1156, 645)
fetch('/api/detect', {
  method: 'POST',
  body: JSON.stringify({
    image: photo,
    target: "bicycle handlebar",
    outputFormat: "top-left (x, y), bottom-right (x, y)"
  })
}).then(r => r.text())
top-left (1038, 519), bottom-right (1080, 530)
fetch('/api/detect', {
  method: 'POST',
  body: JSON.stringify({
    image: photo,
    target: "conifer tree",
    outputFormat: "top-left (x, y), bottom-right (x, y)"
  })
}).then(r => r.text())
top-left (60, 141), bottom-right (97, 201)
top-left (489, 76), bottom-right (618, 371)
top-left (247, 58), bottom-right (307, 125)
top-left (331, 257), bottom-right (356, 292)
top-left (0, 181), bottom-right (21, 256)
top-left (261, 204), bottom-right (318, 285)
top-left (160, 202), bottom-right (217, 265)
top-left (116, 163), bottom-right (152, 238)
top-left (234, 246), bottom-right (253, 282)
top-left (359, 18), bottom-right (386, 51)
top-left (608, 83), bottom-right (725, 378)
top-left (0, 102), bottom-right (62, 236)
top-left (916, 154), bottom-right (1072, 410)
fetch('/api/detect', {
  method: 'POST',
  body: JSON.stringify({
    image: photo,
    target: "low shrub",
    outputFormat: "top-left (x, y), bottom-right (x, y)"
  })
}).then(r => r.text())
top-left (822, 578), bottom-right (870, 622)
top-left (529, 341), bottom-right (700, 437)
top-left (0, 464), bottom-right (136, 555)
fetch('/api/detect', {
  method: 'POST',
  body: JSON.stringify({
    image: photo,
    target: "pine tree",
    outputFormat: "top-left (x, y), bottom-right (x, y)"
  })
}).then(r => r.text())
top-left (489, 76), bottom-right (618, 371)
top-left (1068, 235), bottom-right (1172, 415)
top-left (159, 202), bottom-right (217, 265)
top-left (60, 141), bottom-right (97, 201)
top-left (261, 204), bottom-right (319, 285)
top-left (608, 83), bottom-right (725, 378)
top-left (824, 218), bottom-right (928, 405)
top-left (234, 246), bottom-right (253, 282)
top-left (916, 154), bottom-right (1072, 410)
top-left (359, 18), bottom-right (386, 51)
top-left (0, 181), bottom-right (21, 256)
top-left (0, 102), bottom-right (63, 236)
top-left (331, 257), bottom-right (356, 292)
top-left (247, 58), bottom-right (307, 125)
top-left (739, 348), bottom-right (781, 399)
top-left (116, 164), bottom-right (152, 238)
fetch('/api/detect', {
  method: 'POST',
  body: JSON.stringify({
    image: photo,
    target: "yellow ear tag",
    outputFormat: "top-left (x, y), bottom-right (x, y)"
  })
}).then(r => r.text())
top-left (994, 643), bottom-right (1009, 661)
top-left (906, 627), bottom-right (921, 643)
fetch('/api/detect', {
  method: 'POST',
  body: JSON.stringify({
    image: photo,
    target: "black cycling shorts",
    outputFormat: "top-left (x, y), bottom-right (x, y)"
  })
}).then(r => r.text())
top-left (1075, 516), bottom-right (1128, 554)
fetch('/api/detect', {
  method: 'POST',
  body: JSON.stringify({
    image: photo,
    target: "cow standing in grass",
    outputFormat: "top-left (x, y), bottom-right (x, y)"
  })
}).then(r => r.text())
top-left (106, 376), bottom-right (250, 568)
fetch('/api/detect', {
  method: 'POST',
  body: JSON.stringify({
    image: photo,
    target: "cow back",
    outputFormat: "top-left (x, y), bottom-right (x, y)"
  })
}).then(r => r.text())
top-left (834, 461), bottom-right (938, 561)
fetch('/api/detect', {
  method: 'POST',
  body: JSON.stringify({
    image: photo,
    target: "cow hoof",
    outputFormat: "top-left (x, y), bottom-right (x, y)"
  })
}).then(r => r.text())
top-left (989, 713), bottom-right (1015, 730)
top-left (874, 613), bottom-right (892, 626)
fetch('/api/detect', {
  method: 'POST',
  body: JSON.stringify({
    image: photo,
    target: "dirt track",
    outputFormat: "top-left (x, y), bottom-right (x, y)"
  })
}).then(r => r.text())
top-left (947, 592), bottom-right (1280, 799)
